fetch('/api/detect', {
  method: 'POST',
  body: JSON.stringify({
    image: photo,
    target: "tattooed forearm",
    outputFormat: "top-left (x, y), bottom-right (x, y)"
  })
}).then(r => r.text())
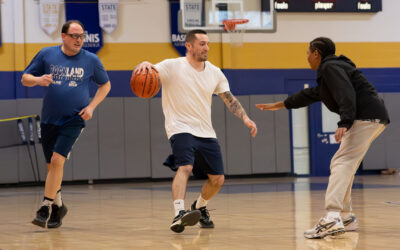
top-left (219, 91), bottom-right (248, 120)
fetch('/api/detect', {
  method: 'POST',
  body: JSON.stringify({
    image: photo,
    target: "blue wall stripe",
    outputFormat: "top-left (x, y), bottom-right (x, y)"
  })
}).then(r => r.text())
top-left (3, 68), bottom-right (400, 99)
top-left (0, 72), bottom-right (16, 99)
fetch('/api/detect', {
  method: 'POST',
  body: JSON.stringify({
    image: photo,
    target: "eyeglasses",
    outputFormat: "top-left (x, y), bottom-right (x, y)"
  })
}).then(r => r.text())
top-left (65, 33), bottom-right (86, 40)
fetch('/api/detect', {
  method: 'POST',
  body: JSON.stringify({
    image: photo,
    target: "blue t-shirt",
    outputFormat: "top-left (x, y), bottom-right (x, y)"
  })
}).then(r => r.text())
top-left (24, 46), bottom-right (109, 125)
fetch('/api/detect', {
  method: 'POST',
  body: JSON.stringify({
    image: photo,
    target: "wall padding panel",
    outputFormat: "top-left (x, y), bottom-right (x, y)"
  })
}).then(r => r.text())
top-left (72, 112), bottom-right (100, 180)
top-left (150, 98), bottom-right (174, 178)
top-left (124, 98), bottom-right (151, 178)
top-left (98, 98), bottom-right (125, 179)
top-left (211, 96), bottom-right (227, 172)
top-left (382, 93), bottom-right (400, 169)
top-left (250, 95), bottom-right (277, 174)
top-left (363, 93), bottom-right (399, 170)
top-left (16, 99), bottom-right (44, 182)
top-left (0, 100), bottom-right (19, 183)
top-left (225, 96), bottom-right (252, 175)
top-left (273, 95), bottom-right (291, 173)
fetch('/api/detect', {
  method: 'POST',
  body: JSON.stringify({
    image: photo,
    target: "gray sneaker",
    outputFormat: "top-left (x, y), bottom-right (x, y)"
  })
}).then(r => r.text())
top-left (343, 214), bottom-right (358, 231)
top-left (304, 216), bottom-right (345, 239)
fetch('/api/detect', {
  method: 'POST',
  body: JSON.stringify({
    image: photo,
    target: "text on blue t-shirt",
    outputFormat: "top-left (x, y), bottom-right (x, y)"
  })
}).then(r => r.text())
top-left (24, 46), bottom-right (109, 125)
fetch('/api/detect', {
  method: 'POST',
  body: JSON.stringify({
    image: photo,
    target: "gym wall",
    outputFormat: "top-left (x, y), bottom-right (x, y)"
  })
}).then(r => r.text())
top-left (0, 0), bottom-right (399, 183)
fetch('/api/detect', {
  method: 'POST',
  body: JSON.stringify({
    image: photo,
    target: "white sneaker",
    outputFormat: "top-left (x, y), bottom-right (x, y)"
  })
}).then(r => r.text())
top-left (304, 216), bottom-right (345, 239)
top-left (343, 214), bottom-right (359, 231)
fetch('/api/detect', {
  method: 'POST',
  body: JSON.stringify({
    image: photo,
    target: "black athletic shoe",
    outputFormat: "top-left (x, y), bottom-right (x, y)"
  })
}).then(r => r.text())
top-left (191, 201), bottom-right (214, 228)
top-left (48, 203), bottom-right (68, 228)
top-left (32, 205), bottom-right (51, 228)
top-left (170, 210), bottom-right (201, 233)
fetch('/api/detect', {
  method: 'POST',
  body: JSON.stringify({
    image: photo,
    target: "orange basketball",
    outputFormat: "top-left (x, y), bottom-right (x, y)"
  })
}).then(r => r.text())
top-left (130, 69), bottom-right (161, 98)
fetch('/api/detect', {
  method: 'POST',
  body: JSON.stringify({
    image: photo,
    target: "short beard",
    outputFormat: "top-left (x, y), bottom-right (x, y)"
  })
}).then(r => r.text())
top-left (198, 53), bottom-right (208, 62)
top-left (199, 56), bottom-right (207, 62)
top-left (190, 51), bottom-right (207, 62)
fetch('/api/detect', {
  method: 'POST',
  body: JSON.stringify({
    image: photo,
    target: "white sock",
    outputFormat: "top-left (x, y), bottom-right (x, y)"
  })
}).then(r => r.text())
top-left (54, 190), bottom-right (62, 207)
top-left (196, 195), bottom-right (208, 209)
top-left (327, 211), bottom-right (341, 219)
top-left (173, 199), bottom-right (185, 216)
top-left (42, 199), bottom-right (53, 207)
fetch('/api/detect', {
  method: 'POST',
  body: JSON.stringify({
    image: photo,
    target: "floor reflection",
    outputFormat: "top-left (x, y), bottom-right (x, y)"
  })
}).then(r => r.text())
top-left (170, 229), bottom-right (214, 250)
top-left (304, 232), bottom-right (359, 250)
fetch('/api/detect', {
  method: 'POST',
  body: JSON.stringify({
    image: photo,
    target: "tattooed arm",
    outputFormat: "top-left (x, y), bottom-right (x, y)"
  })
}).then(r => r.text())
top-left (219, 91), bottom-right (257, 137)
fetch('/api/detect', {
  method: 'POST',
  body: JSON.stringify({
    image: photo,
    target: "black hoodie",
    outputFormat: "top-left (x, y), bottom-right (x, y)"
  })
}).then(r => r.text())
top-left (284, 55), bottom-right (390, 130)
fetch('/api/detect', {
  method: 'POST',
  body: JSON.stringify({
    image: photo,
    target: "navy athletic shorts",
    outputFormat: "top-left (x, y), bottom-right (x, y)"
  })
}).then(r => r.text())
top-left (41, 116), bottom-right (85, 163)
top-left (168, 133), bottom-right (224, 176)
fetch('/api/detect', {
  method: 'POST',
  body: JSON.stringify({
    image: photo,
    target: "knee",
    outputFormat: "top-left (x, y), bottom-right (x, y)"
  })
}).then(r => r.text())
top-left (209, 175), bottom-right (224, 187)
top-left (177, 165), bottom-right (193, 176)
top-left (50, 152), bottom-right (66, 168)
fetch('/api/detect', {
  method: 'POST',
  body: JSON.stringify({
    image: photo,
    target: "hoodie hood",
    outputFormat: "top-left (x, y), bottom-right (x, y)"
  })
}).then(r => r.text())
top-left (320, 54), bottom-right (357, 67)
top-left (317, 55), bottom-right (357, 77)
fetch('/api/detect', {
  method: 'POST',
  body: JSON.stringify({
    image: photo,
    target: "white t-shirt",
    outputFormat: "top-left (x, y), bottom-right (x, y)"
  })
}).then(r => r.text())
top-left (155, 57), bottom-right (230, 139)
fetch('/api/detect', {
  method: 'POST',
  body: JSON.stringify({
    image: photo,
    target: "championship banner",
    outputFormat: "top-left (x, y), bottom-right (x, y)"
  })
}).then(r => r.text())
top-left (99, 0), bottom-right (119, 34)
top-left (65, 0), bottom-right (103, 54)
top-left (39, 0), bottom-right (61, 35)
top-left (169, 0), bottom-right (186, 56)
top-left (182, 0), bottom-right (203, 27)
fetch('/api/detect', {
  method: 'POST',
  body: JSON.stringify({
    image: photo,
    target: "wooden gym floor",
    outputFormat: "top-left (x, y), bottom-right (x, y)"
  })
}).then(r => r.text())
top-left (0, 175), bottom-right (399, 249)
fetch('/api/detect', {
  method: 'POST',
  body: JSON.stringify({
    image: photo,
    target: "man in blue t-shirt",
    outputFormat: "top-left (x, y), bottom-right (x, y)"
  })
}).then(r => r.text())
top-left (22, 20), bottom-right (111, 229)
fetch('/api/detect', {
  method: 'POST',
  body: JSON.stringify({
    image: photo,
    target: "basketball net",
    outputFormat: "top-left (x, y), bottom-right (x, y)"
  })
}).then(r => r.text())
top-left (223, 19), bottom-right (249, 47)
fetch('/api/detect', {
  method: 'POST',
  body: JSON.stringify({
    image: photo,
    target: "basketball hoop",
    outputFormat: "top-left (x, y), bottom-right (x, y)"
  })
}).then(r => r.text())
top-left (222, 19), bottom-right (249, 47)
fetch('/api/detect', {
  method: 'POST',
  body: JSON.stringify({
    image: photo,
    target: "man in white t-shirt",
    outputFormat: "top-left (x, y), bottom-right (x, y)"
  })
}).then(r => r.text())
top-left (134, 29), bottom-right (257, 233)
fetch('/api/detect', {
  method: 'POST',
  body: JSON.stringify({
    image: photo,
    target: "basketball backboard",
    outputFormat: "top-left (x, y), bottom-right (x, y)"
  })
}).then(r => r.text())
top-left (178, 0), bottom-right (276, 33)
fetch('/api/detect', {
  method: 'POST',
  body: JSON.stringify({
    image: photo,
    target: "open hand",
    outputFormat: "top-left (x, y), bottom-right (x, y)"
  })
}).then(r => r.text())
top-left (255, 101), bottom-right (285, 111)
top-left (133, 61), bottom-right (158, 75)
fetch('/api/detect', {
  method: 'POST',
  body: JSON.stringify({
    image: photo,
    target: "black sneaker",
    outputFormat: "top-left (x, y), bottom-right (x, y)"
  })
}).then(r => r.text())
top-left (170, 210), bottom-right (201, 233)
top-left (48, 203), bottom-right (68, 228)
top-left (191, 201), bottom-right (214, 228)
top-left (32, 205), bottom-right (51, 228)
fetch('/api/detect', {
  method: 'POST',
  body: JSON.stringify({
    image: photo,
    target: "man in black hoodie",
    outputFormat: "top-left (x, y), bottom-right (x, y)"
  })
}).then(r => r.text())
top-left (256, 37), bottom-right (389, 239)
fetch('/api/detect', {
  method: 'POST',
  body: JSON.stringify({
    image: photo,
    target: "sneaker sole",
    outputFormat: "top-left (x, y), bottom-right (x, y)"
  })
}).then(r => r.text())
top-left (344, 224), bottom-right (359, 232)
top-left (343, 218), bottom-right (359, 231)
top-left (304, 228), bottom-right (345, 239)
top-left (32, 219), bottom-right (47, 228)
top-left (183, 210), bottom-right (201, 226)
top-left (170, 210), bottom-right (201, 233)
top-left (199, 222), bottom-right (215, 228)
top-left (328, 228), bottom-right (346, 237)
top-left (48, 206), bottom-right (68, 229)
top-left (170, 223), bottom-right (184, 233)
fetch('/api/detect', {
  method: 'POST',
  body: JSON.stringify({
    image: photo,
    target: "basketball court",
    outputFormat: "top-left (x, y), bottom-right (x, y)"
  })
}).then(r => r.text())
top-left (0, 175), bottom-right (399, 249)
top-left (1, 0), bottom-right (399, 249)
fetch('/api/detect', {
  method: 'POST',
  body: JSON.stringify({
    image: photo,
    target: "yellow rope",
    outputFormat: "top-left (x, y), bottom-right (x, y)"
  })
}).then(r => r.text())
top-left (0, 115), bottom-right (38, 123)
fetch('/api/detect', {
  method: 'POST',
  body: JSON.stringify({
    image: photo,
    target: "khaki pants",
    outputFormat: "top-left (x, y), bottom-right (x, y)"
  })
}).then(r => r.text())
top-left (325, 120), bottom-right (386, 212)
